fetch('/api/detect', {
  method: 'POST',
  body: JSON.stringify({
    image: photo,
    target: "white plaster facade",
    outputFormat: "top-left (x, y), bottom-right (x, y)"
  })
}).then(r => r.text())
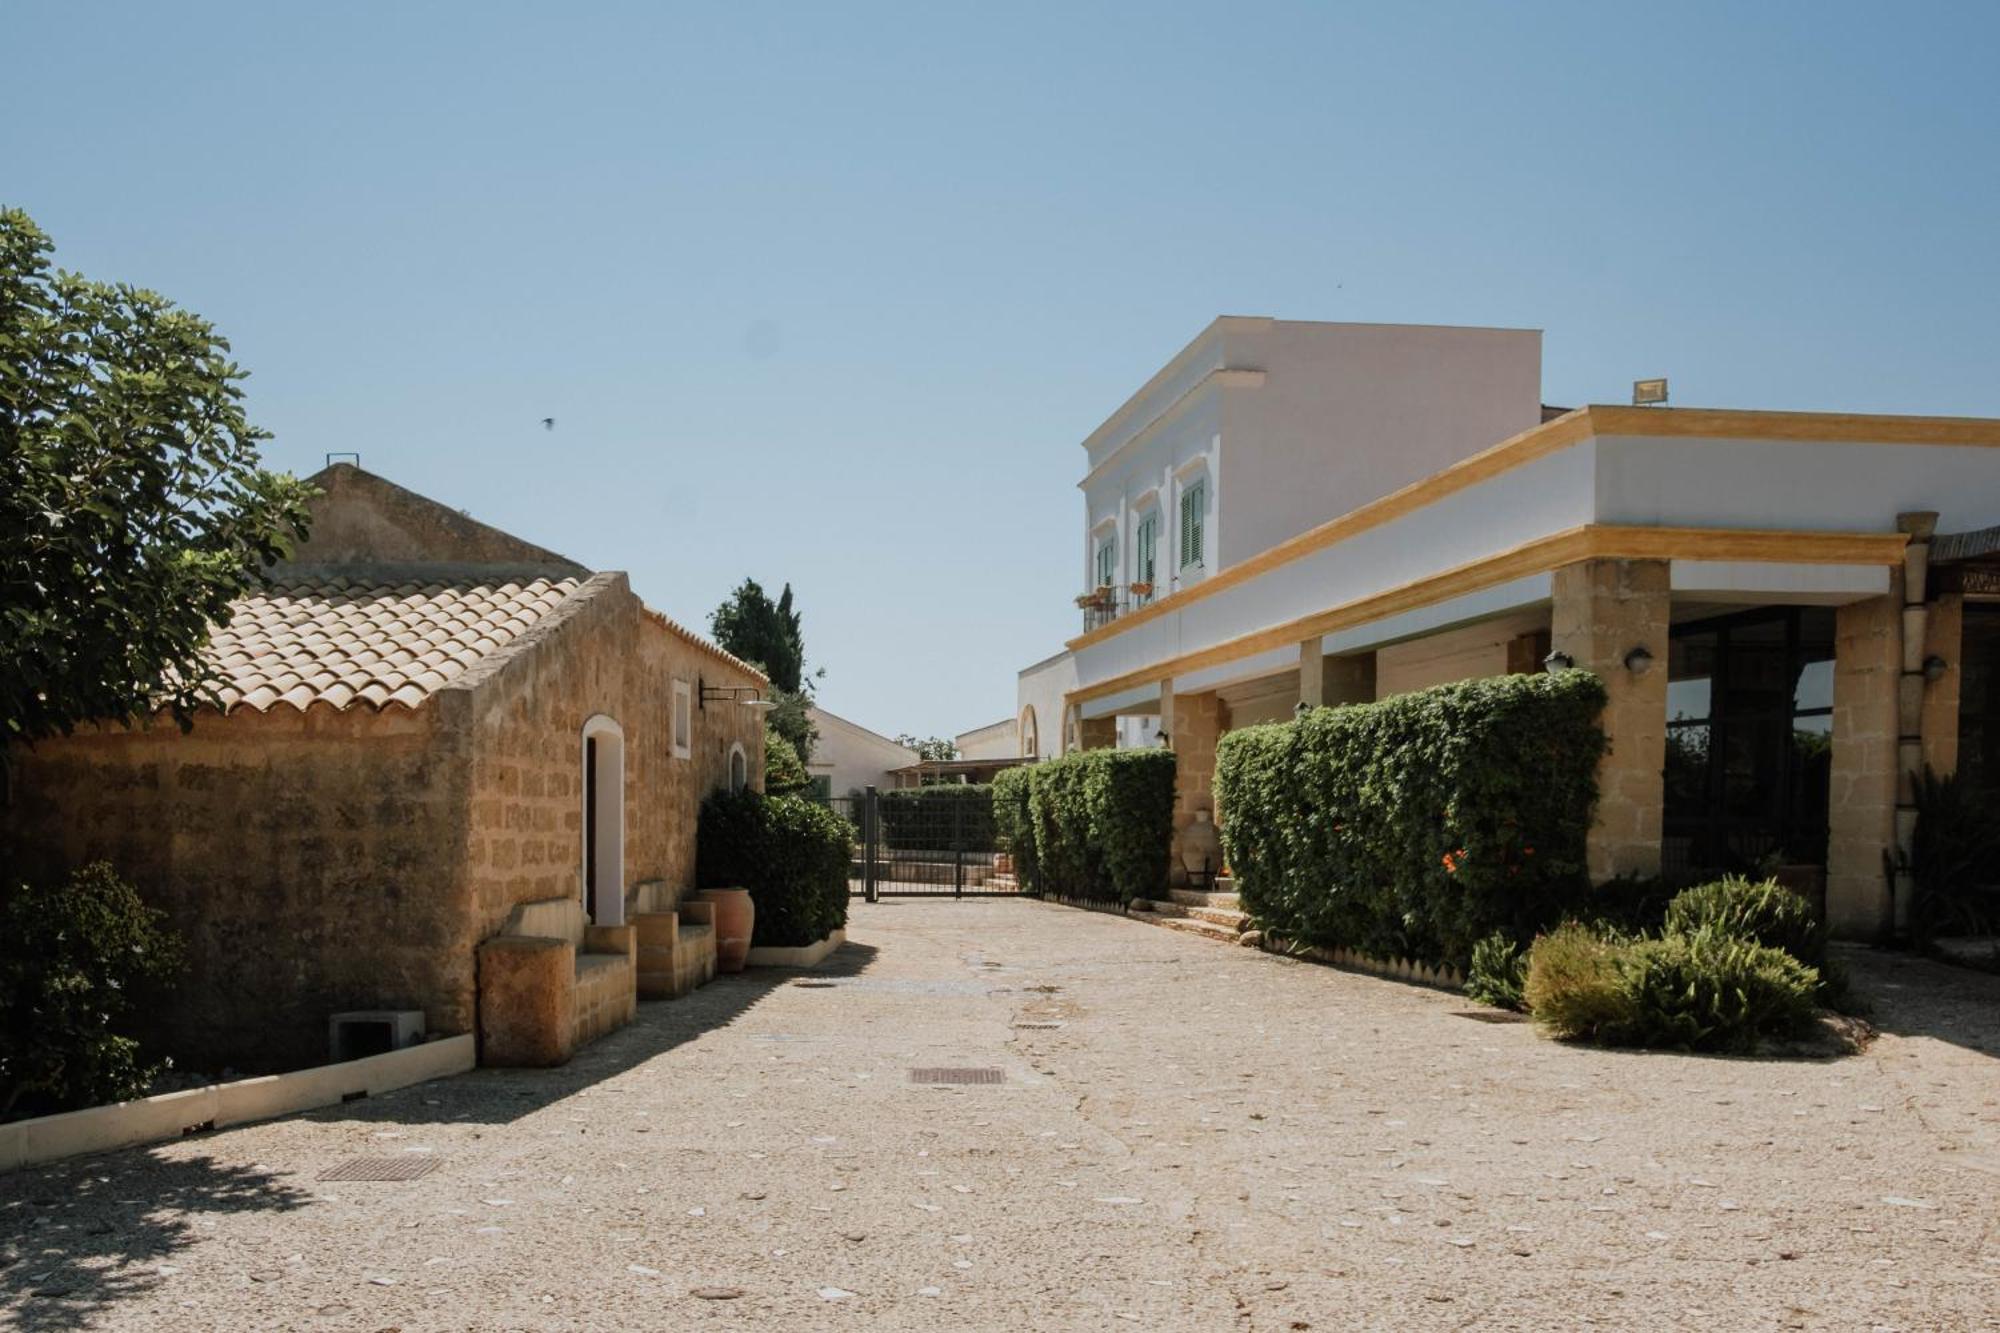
top-left (954, 718), bottom-right (1018, 761)
top-left (1013, 313), bottom-right (2000, 937)
top-left (804, 707), bottom-right (919, 798)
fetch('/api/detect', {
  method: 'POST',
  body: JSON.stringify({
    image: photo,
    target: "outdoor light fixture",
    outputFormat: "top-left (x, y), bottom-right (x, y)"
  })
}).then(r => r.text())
top-left (1923, 654), bottom-right (1950, 683)
top-left (1542, 650), bottom-right (1575, 674)
top-left (1156, 730), bottom-right (1172, 748)
top-left (698, 676), bottom-right (774, 711)
top-left (1623, 645), bottom-right (1656, 676)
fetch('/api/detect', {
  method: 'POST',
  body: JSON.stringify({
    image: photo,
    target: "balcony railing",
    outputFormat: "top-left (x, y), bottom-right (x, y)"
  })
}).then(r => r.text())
top-left (1075, 582), bottom-right (1156, 633)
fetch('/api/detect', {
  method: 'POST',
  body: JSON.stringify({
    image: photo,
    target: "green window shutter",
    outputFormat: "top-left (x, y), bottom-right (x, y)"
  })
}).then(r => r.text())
top-left (1181, 479), bottom-right (1205, 568)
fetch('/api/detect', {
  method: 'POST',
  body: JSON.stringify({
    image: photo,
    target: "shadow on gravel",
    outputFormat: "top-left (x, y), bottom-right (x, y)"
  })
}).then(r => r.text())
top-left (0, 1152), bottom-right (311, 1332)
top-left (1839, 945), bottom-right (2000, 1058)
top-left (307, 940), bottom-right (884, 1132)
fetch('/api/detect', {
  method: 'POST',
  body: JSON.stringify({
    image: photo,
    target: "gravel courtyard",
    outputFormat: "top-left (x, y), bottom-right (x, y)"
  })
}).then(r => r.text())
top-left (4, 898), bottom-right (1998, 1332)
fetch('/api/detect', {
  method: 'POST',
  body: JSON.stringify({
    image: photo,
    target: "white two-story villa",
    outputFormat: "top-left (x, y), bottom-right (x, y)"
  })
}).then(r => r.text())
top-left (1014, 316), bottom-right (2000, 938)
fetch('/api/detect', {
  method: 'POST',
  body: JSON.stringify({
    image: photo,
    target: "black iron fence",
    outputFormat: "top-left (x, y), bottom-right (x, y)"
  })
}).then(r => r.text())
top-left (820, 785), bottom-right (1016, 899)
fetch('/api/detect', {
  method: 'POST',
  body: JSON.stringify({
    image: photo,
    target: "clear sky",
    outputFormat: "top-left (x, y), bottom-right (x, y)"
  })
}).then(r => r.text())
top-left (8, 3), bottom-right (1999, 741)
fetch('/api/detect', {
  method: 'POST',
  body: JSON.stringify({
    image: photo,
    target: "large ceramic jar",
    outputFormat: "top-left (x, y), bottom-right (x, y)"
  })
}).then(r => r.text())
top-left (1179, 809), bottom-right (1222, 887)
top-left (699, 888), bottom-right (756, 973)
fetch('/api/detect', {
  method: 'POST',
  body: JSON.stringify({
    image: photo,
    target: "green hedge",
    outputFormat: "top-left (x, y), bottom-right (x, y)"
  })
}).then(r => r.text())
top-left (991, 766), bottom-right (1038, 890)
top-left (1028, 749), bottom-right (1177, 905)
top-left (696, 790), bottom-right (850, 947)
top-left (1215, 670), bottom-right (1608, 970)
top-left (876, 784), bottom-right (996, 852)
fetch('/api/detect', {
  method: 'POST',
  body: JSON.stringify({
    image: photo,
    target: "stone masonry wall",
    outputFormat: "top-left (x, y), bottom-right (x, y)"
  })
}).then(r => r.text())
top-left (1550, 558), bottom-right (1670, 883)
top-left (2, 706), bottom-right (471, 1074)
top-left (1827, 591), bottom-right (1902, 938)
top-left (453, 576), bottom-right (766, 947)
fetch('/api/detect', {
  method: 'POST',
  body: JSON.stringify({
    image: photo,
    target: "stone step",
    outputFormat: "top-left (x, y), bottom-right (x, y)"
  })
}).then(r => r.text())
top-left (1165, 888), bottom-right (1241, 910)
top-left (1134, 900), bottom-right (1247, 932)
top-left (1144, 913), bottom-right (1245, 944)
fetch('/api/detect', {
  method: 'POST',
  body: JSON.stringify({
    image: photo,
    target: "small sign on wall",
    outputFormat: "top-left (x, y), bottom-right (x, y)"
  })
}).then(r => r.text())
top-left (1632, 378), bottom-right (1669, 406)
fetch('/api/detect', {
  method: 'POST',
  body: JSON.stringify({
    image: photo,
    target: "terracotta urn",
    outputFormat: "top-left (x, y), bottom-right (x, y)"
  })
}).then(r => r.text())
top-left (1180, 809), bottom-right (1222, 887)
top-left (699, 888), bottom-right (756, 973)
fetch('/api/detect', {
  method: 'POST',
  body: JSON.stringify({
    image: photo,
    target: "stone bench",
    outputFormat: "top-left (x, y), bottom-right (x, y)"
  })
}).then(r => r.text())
top-left (476, 897), bottom-right (637, 1067)
top-left (633, 887), bottom-right (718, 1000)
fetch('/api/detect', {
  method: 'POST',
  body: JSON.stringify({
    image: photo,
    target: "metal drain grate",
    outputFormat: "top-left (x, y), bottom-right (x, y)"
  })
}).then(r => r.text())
top-left (790, 979), bottom-right (836, 988)
top-left (909, 1067), bottom-right (1004, 1085)
top-left (1451, 1009), bottom-right (1531, 1024)
top-left (1011, 1020), bottom-right (1065, 1030)
top-left (317, 1155), bottom-right (442, 1182)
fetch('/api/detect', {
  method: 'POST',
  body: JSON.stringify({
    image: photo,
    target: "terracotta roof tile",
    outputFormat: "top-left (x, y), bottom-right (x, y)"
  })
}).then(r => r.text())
top-left (198, 573), bottom-right (581, 714)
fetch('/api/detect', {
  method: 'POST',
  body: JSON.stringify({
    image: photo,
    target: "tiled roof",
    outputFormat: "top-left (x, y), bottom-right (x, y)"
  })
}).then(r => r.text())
top-left (202, 573), bottom-right (581, 713)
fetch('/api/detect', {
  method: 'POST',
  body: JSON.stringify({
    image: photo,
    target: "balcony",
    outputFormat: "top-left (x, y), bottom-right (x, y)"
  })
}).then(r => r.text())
top-left (1075, 582), bottom-right (1155, 633)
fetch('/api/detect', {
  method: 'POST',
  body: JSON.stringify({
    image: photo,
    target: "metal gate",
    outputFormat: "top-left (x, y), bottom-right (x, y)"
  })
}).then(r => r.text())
top-left (825, 785), bottom-right (1016, 900)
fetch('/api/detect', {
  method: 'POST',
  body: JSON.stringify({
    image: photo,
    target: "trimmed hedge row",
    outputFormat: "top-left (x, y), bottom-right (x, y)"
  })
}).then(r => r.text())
top-left (1027, 748), bottom-right (1177, 904)
top-left (877, 784), bottom-right (996, 852)
top-left (696, 790), bottom-right (851, 947)
top-left (991, 765), bottom-right (1036, 888)
top-left (1215, 670), bottom-right (1608, 970)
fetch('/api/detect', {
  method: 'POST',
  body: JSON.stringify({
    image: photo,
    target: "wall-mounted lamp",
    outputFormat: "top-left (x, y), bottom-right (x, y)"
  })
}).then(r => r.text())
top-left (1156, 730), bottom-right (1173, 748)
top-left (1542, 650), bottom-right (1575, 675)
top-left (1623, 645), bottom-right (1655, 676)
top-left (1294, 700), bottom-right (1312, 717)
top-left (698, 675), bottom-right (775, 711)
top-left (1923, 654), bottom-right (1950, 683)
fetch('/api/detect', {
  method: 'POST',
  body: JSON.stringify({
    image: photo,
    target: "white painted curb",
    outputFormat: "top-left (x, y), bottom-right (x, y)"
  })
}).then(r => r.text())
top-left (0, 1034), bottom-right (476, 1174)
top-left (745, 928), bottom-right (846, 969)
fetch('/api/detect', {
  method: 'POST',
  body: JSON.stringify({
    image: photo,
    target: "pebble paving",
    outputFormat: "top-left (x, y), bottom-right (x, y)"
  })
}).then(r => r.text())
top-left (2, 899), bottom-right (1997, 1330)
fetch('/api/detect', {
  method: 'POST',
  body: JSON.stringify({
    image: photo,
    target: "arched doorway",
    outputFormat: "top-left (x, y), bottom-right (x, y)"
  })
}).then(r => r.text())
top-left (581, 714), bottom-right (625, 924)
top-left (1019, 705), bottom-right (1039, 759)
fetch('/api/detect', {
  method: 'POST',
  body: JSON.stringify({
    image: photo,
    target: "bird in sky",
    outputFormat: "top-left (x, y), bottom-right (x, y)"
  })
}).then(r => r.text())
top-left (540, 417), bottom-right (555, 431)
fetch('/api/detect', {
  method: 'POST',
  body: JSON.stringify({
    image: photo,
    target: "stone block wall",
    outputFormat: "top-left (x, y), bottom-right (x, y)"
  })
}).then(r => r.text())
top-left (455, 575), bottom-right (767, 945)
top-left (1550, 558), bottom-right (1670, 883)
top-left (1827, 591), bottom-right (1901, 938)
top-left (1169, 690), bottom-right (1229, 883)
top-left (2, 705), bottom-right (472, 1073)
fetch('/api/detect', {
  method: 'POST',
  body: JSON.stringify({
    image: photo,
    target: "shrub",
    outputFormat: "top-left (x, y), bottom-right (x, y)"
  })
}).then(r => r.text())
top-left (1, 862), bottom-right (183, 1120)
top-left (1583, 873), bottom-right (1675, 935)
top-left (1908, 766), bottom-right (2000, 945)
top-left (696, 790), bottom-right (850, 947)
top-left (877, 784), bottom-right (995, 852)
top-left (1216, 670), bottom-right (1607, 970)
top-left (1465, 932), bottom-right (1528, 1010)
top-left (763, 725), bottom-right (810, 795)
top-left (1600, 927), bottom-right (1820, 1053)
top-left (1027, 749), bottom-right (1176, 905)
top-left (991, 766), bottom-right (1038, 892)
top-left (1665, 876), bottom-right (1826, 966)
top-left (1525, 920), bottom-right (1822, 1053)
top-left (1523, 922), bottom-right (1630, 1040)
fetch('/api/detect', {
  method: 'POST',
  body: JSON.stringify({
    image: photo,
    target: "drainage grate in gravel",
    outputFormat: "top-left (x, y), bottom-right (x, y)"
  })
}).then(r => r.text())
top-left (317, 1155), bottom-right (442, 1182)
top-left (1451, 1009), bottom-right (1531, 1024)
top-left (1011, 1020), bottom-right (1065, 1030)
top-left (790, 979), bottom-right (837, 988)
top-left (908, 1067), bottom-right (1004, 1085)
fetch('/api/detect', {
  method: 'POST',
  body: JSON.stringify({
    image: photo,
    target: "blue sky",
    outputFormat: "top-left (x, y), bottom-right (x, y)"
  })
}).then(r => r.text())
top-left (8, 3), bottom-right (1999, 741)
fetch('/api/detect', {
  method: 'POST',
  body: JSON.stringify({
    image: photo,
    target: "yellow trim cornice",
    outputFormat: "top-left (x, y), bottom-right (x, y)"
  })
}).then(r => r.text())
top-left (1066, 523), bottom-right (1908, 707)
top-left (1066, 404), bottom-right (2000, 654)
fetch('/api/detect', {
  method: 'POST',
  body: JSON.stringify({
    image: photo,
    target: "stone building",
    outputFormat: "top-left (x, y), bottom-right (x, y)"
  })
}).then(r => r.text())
top-left (1018, 317), bottom-right (2000, 938)
top-left (4, 465), bottom-right (767, 1071)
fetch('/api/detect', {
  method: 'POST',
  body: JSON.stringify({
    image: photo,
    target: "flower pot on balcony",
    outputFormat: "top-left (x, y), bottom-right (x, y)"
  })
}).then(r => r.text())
top-left (698, 888), bottom-right (756, 973)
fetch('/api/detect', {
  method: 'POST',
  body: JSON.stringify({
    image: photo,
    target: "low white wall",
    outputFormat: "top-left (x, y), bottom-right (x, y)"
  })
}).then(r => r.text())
top-left (0, 1034), bottom-right (476, 1174)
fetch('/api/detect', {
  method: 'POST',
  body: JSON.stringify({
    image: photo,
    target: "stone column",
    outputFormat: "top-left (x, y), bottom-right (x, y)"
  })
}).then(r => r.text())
top-left (1827, 589), bottom-right (1901, 939)
top-left (1549, 559), bottom-right (1671, 883)
top-left (1921, 593), bottom-right (1962, 778)
top-left (1297, 638), bottom-right (1324, 709)
top-left (1169, 690), bottom-right (1228, 885)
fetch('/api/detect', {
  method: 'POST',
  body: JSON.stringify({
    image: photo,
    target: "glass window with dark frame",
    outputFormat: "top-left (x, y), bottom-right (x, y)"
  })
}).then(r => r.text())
top-left (1663, 607), bottom-right (1835, 882)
